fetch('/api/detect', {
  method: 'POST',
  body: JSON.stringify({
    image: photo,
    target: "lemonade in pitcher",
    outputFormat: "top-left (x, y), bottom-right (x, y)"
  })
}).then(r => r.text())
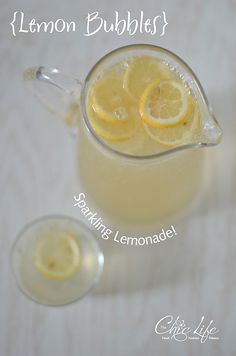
top-left (77, 51), bottom-right (210, 228)
top-left (86, 56), bottom-right (199, 153)
top-left (25, 45), bottom-right (222, 228)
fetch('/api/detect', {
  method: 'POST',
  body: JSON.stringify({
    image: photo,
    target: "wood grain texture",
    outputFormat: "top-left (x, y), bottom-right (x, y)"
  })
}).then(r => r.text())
top-left (0, 0), bottom-right (236, 355)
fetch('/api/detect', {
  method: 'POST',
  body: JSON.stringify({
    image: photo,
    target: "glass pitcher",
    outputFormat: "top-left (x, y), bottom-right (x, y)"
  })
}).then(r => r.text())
top-left (24, 44), bottom-right (222, 230)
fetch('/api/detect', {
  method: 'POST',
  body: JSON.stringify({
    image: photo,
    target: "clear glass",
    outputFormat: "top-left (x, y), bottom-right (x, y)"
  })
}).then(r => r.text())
top-left (24, 45), bottom-right (222, 230)
top-left (11, 216), bottom-right (104, 306)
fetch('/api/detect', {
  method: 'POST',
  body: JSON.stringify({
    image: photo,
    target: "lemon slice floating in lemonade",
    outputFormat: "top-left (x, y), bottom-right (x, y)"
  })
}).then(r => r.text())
top-left (142, 90), bottom-right (197, 146)
top-left (87, 107), bottom-right (138, 141)
top-left (91, 73), bottom-right (133, 123)
top-left (34, 230), bottom-right (80, 281)
top-left (86, 55), bottom-right (198, 147)
top-left (88, 68), bottom-right (138, 141)
top-left (124, 56), bottom-right (172, 100)
top-left (139, 80), bottom-right (191, 128)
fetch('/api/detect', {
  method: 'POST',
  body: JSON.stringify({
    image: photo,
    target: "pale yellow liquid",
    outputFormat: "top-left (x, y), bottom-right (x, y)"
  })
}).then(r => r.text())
top-left (12, 217), bottom-right (103, 305)
top-left (77, 55), bottom-right (206, 230)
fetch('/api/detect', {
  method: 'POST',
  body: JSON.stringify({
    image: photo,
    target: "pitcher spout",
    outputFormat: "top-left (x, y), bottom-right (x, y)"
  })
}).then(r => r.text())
top-left (200, 111), bottom-right (223, 146)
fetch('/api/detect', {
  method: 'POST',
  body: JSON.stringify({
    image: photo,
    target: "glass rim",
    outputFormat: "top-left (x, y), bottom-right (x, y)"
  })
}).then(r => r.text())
top-left (11, 214), bottom-right (104, 307)
top-left (80, 43), bottom-right (220, 161)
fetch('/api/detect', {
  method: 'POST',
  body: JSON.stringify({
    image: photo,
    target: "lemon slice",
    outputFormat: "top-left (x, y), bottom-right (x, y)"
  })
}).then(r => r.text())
top-left (87, 106), bottom-right (137, 141)
top-left (124, 56), bottom-right (172, 100)
top-left (140, 80), bottom-right (191, 128)
top-left (143, 95), bottom-right (198, 146)
top-left (91, 73), bottom-right (133, 123)
top-left (34, 230), bottom-right (80, 280)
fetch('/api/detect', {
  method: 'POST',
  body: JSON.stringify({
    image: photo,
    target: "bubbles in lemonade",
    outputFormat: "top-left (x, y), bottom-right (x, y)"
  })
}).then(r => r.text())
top-left (85, 55), bottom-right (200, 156)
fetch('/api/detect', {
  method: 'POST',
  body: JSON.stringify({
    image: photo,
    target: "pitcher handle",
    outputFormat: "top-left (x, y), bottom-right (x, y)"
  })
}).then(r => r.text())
top-left (24, 66), bottom-right (82, 134)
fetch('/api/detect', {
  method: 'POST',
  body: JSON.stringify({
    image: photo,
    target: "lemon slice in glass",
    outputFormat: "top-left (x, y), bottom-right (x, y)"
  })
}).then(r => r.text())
top-left (143, 94), bottom-right (198, 146)
top-left (87, 106), bottom-right (138, 141)
top-left (140, 80), bottom-right (191, 128)
top-left (124, 56), bottom-right (172, 100)
top-left (91, 73), bottom-right (133, 123)
top-left (11, 216), bottom-right (104, 306)
top-left (34, 230), bottom-right (80, 281)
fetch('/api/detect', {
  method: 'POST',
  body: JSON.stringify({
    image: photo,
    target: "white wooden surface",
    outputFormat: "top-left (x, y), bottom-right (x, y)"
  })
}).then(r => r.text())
top-left (1, 0), bottom-right (236, 355)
